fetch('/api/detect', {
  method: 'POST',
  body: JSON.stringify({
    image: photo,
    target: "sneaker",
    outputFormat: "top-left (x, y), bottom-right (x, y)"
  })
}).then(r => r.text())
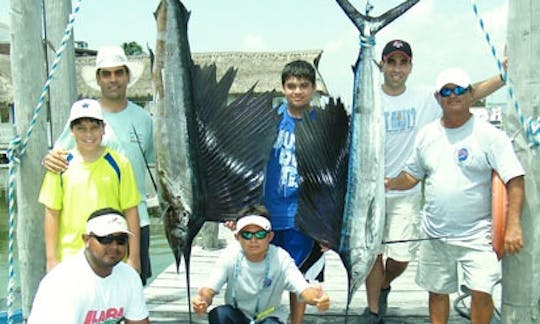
top-left (378, 286), bottom-right (391, 317)
top-left (360, 308), bottom-right (383, 324)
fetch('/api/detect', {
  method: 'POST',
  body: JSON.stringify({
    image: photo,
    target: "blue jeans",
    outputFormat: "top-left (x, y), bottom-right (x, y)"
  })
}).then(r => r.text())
top-left (208, 305), bottom-right (283, 324)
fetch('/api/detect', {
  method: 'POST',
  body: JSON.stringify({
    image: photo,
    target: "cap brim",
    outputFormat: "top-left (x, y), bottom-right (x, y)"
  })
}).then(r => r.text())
top-left (91, 229), bottom-right (134, 236)
top-left (234, 215), bottom-right (272, 233)
top-left (383, 51), bottom-right (411, 61)
top-left (80, 61), bottom-right (145, 91)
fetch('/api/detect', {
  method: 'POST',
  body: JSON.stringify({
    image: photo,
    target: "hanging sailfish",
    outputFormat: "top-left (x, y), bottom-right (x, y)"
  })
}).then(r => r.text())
top-left (295, 0), bottom-right (420, 316)
top-left (337, 0), bottom-right (419, 309)
top-left (152, 0), bottom-right (278, 319)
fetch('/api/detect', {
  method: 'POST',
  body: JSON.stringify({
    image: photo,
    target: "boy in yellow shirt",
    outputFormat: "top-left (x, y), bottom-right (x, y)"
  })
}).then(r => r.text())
top-left (38, 99), bottom-right (141, 273)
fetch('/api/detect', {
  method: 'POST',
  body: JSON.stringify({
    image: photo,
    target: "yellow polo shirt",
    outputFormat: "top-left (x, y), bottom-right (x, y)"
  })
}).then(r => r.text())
top-left (38, 147), bottom-right (140, 261)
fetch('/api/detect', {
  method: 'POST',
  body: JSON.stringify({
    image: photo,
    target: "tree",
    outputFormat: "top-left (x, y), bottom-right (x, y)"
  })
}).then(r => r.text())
top-left (122, 41), bottom-right (144, 55)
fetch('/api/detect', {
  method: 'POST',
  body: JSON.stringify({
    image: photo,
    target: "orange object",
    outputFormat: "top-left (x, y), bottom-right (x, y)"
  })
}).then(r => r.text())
top-left (491, 171), bottom-right (508, 260)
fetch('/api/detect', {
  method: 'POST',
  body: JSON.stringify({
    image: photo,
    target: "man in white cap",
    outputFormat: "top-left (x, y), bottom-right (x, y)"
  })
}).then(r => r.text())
top-left (43, 45), bottom-right (154, 284)
top-left (28, 208), bottom-right (150, 324)
top-left (363, 39), bottom-right (509, 323)
top-left (385, 67), bottom-right (525, 323)
top-left (39, 98), bottom-right (140, 274)
top-left (192, 205), bottom-right (330, 324)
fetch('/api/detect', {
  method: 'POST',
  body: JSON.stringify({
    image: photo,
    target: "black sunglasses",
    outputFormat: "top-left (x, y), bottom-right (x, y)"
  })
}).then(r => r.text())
top-left (240, 230), bottom-right (269, 240)
top-left (439, 86), bottom-right (469, 97)
top-left (91, 233), bottom-right (129, 245)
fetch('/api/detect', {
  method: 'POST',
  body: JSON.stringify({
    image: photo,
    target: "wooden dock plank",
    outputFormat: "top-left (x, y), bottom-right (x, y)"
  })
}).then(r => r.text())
top-left (145, 228), bottom-right (474, 323)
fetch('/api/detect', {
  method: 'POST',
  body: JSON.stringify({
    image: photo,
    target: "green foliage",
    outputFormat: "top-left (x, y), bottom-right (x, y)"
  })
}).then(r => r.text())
top-left (122, 41), bottom-right (144, 55)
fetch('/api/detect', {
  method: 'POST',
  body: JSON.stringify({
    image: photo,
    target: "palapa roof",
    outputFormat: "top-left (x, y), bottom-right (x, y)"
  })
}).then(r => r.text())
top-left (192, 50), bottom-right (328, 95)
top-left (1, 50), bottom-right (328, 104)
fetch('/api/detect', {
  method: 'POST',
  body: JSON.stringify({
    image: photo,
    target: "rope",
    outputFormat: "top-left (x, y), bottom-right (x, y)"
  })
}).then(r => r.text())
top-left (359, 35), bottom-right (375, 48)
top-left (471, 0), bottom-right (539, 148)
top-left (5, 1), bottom-right (83, 322)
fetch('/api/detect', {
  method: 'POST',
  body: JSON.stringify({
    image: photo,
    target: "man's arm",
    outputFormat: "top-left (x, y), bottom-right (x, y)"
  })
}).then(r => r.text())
top-left (44, 207), bottom-right (60, 272)
top-left (471, 57), bottom-right (507, 101)
top-left (192, 287), bottom-right (216, 314)
top-left (385, 171), bottom-right (420, 191)
top-left (504, 175), bottom-right (525, 254)
top-left (124, 206), bottom-right (141, 274)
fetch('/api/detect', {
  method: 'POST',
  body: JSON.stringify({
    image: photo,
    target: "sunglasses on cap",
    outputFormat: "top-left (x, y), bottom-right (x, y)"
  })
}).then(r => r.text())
top-left (439, 86), bottom-right (469, 97)
top-left (90, 233), bottom-right (129, 245)
top-left (239, 230), bottom-right (269, 240)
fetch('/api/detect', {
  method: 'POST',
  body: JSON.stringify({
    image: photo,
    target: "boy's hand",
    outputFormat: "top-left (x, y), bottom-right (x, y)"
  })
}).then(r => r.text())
top-left (318, 242), bottom-right (330, 253)
top-left (192, 295), bottom-right (209, 315)
top-left (314, 293), bottom-right (330, 312)
top-left (43, 149), bottom-right (70, 173)
top-left (223, 221), bottom-right (236, 231)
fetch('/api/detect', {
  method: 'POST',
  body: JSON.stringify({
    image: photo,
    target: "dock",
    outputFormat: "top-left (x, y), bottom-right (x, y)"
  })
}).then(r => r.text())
top-left (144, 228), bottom-right (486, 323)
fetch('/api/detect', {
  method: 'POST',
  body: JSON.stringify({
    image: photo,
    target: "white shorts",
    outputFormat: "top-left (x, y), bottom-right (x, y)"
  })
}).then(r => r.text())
top-left (382, 192), bottom-right (423, 262)
top-left (415, 239), bottom-right (500, 295)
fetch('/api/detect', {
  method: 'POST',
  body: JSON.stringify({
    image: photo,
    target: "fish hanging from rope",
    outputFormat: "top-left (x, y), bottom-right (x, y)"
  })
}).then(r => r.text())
top-left (295, 0), bottom-right (420, 318)
top-left (152, 0), bottom-right (278, 320)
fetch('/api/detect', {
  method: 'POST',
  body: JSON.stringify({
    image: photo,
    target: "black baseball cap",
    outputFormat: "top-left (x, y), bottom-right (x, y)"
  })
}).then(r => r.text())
top-left (381, 39), bottom-right (412, 61)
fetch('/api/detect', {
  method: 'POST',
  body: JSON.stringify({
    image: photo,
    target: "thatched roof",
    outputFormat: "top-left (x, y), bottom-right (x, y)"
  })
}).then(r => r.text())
top-left (192, 50), bottom-right (328, 95)
top-left (1, 50), bottom-right (328, 104)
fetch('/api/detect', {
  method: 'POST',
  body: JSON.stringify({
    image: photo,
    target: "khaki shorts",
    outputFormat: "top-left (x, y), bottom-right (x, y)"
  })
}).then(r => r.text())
top-left (415, 239), bottom-right (500, 295)
top-left (382, 192), bottom-right (423, 262)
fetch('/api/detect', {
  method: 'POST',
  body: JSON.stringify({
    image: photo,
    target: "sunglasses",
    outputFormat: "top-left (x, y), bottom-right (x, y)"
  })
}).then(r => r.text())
top-left (91, 233), bottom-right (129, 245)
top-left (239, 230), bottom-right (269, 240)
top-left (439, 86), bottom-right (469, 97)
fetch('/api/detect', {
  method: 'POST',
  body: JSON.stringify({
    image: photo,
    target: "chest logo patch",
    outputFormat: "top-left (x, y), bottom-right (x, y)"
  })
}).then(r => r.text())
top-left (456, 148), bottom-right (469, 162)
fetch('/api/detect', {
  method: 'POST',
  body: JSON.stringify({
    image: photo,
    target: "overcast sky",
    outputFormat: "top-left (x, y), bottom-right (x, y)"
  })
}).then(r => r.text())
top-left (0, 0), bottom-right (508, 105)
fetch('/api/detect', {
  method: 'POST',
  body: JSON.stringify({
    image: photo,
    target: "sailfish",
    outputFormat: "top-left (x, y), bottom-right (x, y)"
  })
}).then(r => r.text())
top-left (294, 0), bottom-right (420, 317)
top-left (152, 0), bottom-right (278, 320)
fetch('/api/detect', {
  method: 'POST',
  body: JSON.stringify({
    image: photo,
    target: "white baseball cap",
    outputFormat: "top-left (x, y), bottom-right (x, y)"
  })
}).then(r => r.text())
top-left (235, 215), bottom-right (272, 234)
top-left (81, 45), bottom-right (144, 91)
top-left (436, 67), bottom-right (471, 92)
top-left (67, 99), bottom-right (103, 124)
top-left (86, 212), bottom-right (133, 236)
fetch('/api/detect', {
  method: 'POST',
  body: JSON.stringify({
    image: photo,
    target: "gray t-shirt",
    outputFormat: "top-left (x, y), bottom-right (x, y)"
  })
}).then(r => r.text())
top-left (205, 244), bottom-right (309, 321)
top-left (405, 116), bottom-right (525, 245)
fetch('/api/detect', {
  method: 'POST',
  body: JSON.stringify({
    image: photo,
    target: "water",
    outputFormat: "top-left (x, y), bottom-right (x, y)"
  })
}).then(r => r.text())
top-left (0, 198), bottom-right (174, 314)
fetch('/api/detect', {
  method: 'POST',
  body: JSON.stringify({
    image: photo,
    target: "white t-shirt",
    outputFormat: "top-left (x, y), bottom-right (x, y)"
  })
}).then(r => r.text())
top-left (404, 116), bottom-right (525, 244)
top-left (383, 86), bottom-right (441, 197)
top-left (27, 252), bottom-right (149, 324)
top-left (205, 244), bottom-right (309, 321)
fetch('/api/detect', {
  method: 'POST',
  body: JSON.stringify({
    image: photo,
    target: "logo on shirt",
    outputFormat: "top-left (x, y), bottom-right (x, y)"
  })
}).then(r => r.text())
top-left (274, 129), bottom-right (298, 193)
top-left (385, 108), bottom-right (417, 133)
top-left (84, 307), bottom-right (125, 324)
top-left (456, 148), bottom-right (469, 162)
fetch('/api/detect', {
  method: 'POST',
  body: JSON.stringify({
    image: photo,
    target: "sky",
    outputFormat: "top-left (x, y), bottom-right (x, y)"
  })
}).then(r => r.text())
top-left (0, 0), bottom-right (509, 106)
